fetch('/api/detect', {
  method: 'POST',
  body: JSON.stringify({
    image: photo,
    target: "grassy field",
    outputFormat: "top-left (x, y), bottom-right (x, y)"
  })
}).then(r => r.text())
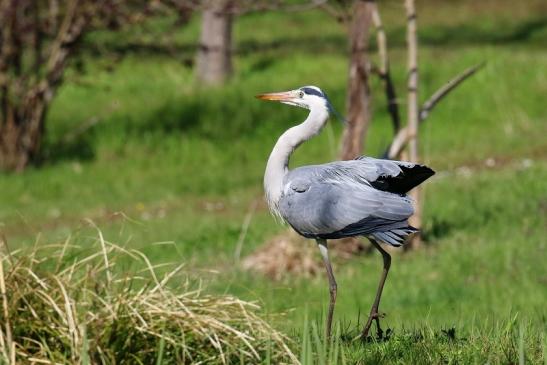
top-left (1, 0), bottom-right (546, 363)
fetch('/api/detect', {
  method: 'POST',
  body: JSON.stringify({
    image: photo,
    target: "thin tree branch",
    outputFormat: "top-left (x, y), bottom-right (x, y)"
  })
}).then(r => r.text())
top-left (387, 62), bottom-right (485, 159)
top-left (419, 62), bottom-right (485, 121)
top-left (319, 2), bottom-right (347, 22)
top-left (275, 0), bottom-right (328, 13)
top-left (234, 197), bottom-right (259, 262)
top-left (171, 0), bottom-right (328, 15)
top-left (387, 126), bottom-right (408, 159)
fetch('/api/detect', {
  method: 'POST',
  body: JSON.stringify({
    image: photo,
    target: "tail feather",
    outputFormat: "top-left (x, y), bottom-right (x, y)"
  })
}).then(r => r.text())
top-left (371, 226), bottom-right (418, 247)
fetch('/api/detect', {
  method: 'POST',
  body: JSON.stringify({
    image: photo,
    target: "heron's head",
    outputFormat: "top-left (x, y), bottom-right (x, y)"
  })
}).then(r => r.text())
top-left (256, 85), bottom-right (333, 112)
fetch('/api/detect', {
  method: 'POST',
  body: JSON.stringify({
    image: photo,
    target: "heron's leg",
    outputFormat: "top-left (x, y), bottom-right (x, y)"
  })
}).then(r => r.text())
top-left (361, 239), bottom-right (391, 340)
top-left (317, 239), bottom-right (337, 339)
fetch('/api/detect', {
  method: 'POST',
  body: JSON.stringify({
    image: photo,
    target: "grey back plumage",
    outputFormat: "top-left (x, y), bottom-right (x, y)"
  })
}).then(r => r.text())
top-left (278, 157), bottom-right (433, 246)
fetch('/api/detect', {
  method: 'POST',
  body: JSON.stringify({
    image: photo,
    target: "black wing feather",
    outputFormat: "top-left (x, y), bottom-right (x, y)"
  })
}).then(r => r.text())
top-left (370, 164), bottom-right (435, 195)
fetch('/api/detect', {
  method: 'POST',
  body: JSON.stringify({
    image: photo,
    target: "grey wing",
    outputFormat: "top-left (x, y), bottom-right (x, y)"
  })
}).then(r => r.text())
top-left (278, 161), bottom-right (415, 239)
top-left (353, 156), bottom-right (413, 179)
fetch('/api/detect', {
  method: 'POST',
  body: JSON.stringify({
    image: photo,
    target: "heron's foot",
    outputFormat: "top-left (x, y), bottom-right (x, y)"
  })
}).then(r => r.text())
top-left (361, 311), bottom-right (386, 341)
top-left (374, 312), bottom-right (387, 339)
top-left (375, 317), bottom-right (384, 339)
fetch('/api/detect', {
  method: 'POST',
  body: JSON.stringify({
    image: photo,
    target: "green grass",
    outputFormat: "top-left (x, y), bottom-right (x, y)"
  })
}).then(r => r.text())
top-left (298, 318), bottom-right (546, 364)
top-left (1, 0), bottom-right (546, 363)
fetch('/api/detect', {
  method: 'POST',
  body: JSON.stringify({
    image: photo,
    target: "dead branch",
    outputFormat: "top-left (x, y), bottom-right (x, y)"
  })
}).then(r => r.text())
top-left (169, 0), bottom-right (328, 15)
top-left (318, 1), bottom-right (352, 23)
top-left (234, 197), bottom-right (259, 262)
top-left (387, 126), bottom-right (408, 159)
top-left (419, 62), bottom-right (485, 121)
top-left (274, 0), bottom-right (329, 13)
top-left (387, 62), bottom-right (484, 159)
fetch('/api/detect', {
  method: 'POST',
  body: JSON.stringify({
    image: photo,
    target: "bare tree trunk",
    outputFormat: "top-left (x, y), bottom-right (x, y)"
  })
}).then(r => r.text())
top-left (405, 0), bottom-right (421, 248)
top-left (0, 96), bottom-right (47, 172)
top-left (336, 0), bottom-right (374, 253)
top-left (0, 0), bottom-right (87, 172)
top-left (371, 4), bottom-right (400, 135)
top-left (196, 0), bottom-right (234, 85)
top-left (339, 0), bottom-right (373, 160)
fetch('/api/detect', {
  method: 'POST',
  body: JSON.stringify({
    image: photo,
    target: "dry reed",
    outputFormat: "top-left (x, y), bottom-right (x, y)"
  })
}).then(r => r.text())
top-left (0, 233), bottom-right (297, 364)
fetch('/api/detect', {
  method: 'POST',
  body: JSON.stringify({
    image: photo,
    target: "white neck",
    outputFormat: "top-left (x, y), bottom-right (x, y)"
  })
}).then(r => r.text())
top-left (264, 107), bottom-right (329, 214)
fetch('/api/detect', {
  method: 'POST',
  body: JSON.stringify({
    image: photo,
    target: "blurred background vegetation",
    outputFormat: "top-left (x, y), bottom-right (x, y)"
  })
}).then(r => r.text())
top-left (0, 0), bottom-right (546, 363)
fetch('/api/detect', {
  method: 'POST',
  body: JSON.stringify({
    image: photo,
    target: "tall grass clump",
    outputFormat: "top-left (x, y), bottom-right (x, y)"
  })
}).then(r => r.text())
top-left (0, 234), bottom-right (297, 364)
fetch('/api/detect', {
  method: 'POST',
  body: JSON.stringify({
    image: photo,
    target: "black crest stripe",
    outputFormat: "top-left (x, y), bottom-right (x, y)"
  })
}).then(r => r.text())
top-left (301, 87), bottom-right (324, 97)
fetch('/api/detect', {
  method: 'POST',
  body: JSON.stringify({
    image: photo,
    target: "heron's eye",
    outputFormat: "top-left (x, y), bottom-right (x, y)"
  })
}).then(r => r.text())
top-left (298, 90), bottom-right (305, 98)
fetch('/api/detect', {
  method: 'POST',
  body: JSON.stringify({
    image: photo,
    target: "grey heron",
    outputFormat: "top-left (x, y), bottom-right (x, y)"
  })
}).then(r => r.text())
top-left (256, 85), bottom-right (434, 340)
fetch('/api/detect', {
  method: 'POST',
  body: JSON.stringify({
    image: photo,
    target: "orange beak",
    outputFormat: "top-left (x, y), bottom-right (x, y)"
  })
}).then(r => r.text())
top-left (255, 91), bottom-right (295, 102)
